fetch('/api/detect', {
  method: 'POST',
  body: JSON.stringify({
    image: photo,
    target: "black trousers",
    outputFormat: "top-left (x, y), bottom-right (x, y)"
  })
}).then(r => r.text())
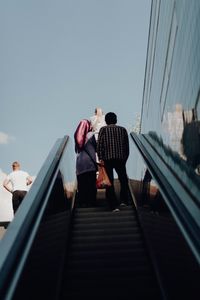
top-left (104, 159), bottom-right (129, 210)
top-left (12, 190), bottom-right (27, 214)
top-left (77, 171), bottom-right (97, 207)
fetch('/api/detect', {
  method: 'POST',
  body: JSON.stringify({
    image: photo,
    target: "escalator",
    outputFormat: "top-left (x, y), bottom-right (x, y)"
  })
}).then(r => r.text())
top-left (11, 183), bottom-right (200, 300)
top-left (0, 135), bottom-right (199, 300)
top-left (11, 183), bottom-right (162, 299)
top-left (60, 202), bottom-right (162, 299)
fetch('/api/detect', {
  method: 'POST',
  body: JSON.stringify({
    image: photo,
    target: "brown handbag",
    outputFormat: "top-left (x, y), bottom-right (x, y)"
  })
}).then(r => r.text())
top-left (82, 147), bottom-right (111, 189)
top-left (96, 165), bottom-right (112, 189)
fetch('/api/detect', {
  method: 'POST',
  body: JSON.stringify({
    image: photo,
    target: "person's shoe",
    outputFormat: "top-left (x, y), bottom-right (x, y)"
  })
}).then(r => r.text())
top-left (112, 208), bottom-right (120, 212)
top-left (120, 202), bottom-right (126, 206)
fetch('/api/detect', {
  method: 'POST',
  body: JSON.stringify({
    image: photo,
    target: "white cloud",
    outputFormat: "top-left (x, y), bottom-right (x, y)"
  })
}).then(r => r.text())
top-left (0, 132), bottom-right (15, 144)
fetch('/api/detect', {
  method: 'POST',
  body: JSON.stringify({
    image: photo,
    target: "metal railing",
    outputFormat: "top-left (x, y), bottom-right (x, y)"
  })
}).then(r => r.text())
top-left (131, 132), bottom-right (200, 265)
top-left (0, 135), bottom-right (75, 300)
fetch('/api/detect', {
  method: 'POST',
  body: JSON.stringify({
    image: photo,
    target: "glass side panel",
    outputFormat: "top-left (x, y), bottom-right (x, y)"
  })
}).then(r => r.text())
top-left (141, 0), bottom-right (200, 184)
top-left (59, 137), bottom-right (76, 204)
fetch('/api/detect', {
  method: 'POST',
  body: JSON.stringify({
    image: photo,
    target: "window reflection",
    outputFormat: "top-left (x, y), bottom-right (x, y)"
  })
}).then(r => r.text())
top-left (162, 104), bottom-right (200, 175)
top-left (162, 104), bottom-right (184, 154)
top-left (181, 110), bottom-right (200, 174)
top-left (130, 168), bottom-right (168, 213)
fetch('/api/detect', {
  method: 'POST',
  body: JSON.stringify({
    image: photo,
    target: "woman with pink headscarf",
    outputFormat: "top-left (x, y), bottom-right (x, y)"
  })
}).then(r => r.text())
top-left (74, 119), bottom-right (97, 207)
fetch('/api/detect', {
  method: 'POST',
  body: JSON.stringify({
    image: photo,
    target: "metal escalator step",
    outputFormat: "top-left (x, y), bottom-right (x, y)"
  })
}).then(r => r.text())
top-left (68, 244), bottom-right (147, 260)
top-left (74, 210), bottom-right (135, 219)
top-left (72, 226), bottom-right (141, 236)
top-left (66, 263), bottom-right (152, 274)
top-left (67, 255), bottom-right (149, 268)
top-left (75, 207), bottom-right (110, 213)
top-left (66, 265), bottom-right (153, 279)
top-left (70, 233), bottom-right (143, 247)
top-left (64, 275), bottom-right (157, 289)
top-left (69, 243), bottom-right (144, 254)
top-left (75, 205), bottom-right (134, 213)
top-left (72, 220), bottom-right (138, 230)
top-left (60, 203), bottom-right (162, 299)
top-left (75, 206), bottom-right (134, 212)
top-left (73, 215), bottom-right (137, 225)
top-left (63, 287), bottom-right (161, 300)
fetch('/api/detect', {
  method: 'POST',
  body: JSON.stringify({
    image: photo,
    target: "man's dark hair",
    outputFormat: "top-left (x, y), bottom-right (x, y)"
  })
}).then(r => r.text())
top-left (105, 112), bottom-right (117, 125)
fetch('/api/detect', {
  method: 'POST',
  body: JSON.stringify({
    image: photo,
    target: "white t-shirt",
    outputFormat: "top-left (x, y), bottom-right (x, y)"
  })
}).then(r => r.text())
top-left (6, 170), bottom-right (30, 192)
top-left (90, 115), bottom-right (106, 133)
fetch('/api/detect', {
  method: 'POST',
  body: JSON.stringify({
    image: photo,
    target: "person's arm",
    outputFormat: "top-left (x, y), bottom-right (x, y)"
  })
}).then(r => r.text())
top-left (3, 178), bottom-right (13, 193)
top-left (91, 134), bottom-right (97, 151)
top-left (26, 176), bottom-right (33, 186)
top-left (97, 128), bottom-right (106, 165)
top-left (124, 129), bottom-right (130, 160)
top-left (97, 128), bottom-right (104, 160)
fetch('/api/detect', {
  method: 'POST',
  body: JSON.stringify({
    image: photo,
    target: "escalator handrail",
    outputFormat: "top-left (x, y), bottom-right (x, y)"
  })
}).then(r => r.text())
top-left (131, 132), bottom-right (200, 265)
top-left (0, 135), bottom-right (69, 299)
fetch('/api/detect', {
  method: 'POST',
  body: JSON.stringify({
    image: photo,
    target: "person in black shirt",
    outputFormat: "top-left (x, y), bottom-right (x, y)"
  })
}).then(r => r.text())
top-left (97, 112), bottom-right (130, 211)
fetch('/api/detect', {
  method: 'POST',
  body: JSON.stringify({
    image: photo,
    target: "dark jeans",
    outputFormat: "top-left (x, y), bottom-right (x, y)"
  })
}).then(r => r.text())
top-left (104, 159), bottom-right (129, 210)
top-left (77, 171), bottom-right (97, 207)
top-left (12, 190), bottom-right (27, 214)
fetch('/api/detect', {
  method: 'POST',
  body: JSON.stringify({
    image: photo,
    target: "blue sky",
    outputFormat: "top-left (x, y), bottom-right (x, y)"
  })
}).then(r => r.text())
top-left (0, 0), bottom-right (151, 176)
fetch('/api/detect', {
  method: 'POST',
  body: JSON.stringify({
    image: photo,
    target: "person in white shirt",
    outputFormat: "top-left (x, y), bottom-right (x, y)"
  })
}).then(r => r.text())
top-left (90, 108), bottom-right (106, 140)
top-left (3, 161), bottom-right (32, 214)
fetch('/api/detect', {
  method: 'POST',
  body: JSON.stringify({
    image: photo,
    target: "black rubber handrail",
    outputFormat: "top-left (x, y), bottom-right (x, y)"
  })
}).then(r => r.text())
top-left (0, 136), bottom-right (69, 300)
top-left (130, 132), bottom-right (200, 265)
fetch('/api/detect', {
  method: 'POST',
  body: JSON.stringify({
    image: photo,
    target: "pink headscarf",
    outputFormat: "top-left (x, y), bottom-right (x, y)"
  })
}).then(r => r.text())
top-left (74, 119), bottom-right (92, 153)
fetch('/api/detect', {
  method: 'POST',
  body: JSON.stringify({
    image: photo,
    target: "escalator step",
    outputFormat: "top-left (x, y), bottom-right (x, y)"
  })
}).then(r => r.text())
top-left (74, 210), bottom-right (135, 219)
top-left (68, 246), bottom-right (147, 261)
top-left (61, 203), bottom-right (162, 300)
top-left (73, 220), bottom-right (138, 230)
top-left (67, 255), bottom-right (149, 268)
top-left (73, 215), bottom-right (137, 225)
top-left (64, 276), bottom-right (158, 290)
top-left (72, 226), bottom-right (140, 236)
top-left (64, 288), bottom-right (160, 300)
top-left (66, 267), bottom-right (153, 280)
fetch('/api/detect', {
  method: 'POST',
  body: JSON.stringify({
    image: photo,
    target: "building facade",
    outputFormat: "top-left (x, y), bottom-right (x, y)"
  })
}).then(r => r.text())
top-left (141, 0), bottom-right (200, 170)
top-left (130, 0), bottom-right (200, 265)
